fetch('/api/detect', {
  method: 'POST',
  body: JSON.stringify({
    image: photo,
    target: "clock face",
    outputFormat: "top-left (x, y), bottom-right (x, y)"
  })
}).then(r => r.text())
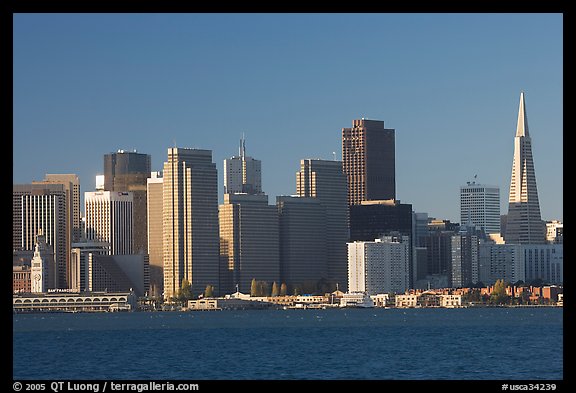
top-left (34, 274), bottom-right (41, 281)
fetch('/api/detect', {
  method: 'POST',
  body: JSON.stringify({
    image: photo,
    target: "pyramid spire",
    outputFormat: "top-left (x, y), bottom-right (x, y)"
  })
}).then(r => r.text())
top-left (515, 91), bottom-right (529, 137)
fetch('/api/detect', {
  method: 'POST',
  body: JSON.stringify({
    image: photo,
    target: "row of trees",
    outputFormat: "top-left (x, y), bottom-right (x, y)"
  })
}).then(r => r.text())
top-left (462, 279), bottom-right (554, 305)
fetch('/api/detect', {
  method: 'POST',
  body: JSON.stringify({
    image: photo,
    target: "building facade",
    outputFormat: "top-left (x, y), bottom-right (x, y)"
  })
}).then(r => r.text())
top-left (277, 196), bottom-right (327, 294)
top-left (296, 158), bottom-right (349, 291)
top-left (342, 118), bottom-right (396, 205)
top-left (85, 191), bottom-right (133, 255)
top-left (70, 241), bottom-right (110, 292)
top-left (30, 232), bottom-right (56, 293)
top-left (347, 235), bottom-right (410, 295)
top-left (104, 150), bottom-right (151, 254)
top-left (162, 148), bottom-right (220, 299)
top-left (545, 220), bottom-right (563, 244)
top-left (13, 183), bottom-right (68, 288)
top-left (504, 92), bottom-right (546, 244)
top-left (460, 181), bottom-right (500, 235)
top-left (478, 243), bottom-right (524, 285)
top-left (219, 193), bottom-right (279, 295)
top-left (223, 137), bottom-right (262, 195)
top-left (147, 171), bottom-right (164, 297)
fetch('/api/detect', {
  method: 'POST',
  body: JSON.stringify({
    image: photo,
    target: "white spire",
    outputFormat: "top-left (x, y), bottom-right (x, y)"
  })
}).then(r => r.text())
top-left (516, 91), bottom-right (529, 137)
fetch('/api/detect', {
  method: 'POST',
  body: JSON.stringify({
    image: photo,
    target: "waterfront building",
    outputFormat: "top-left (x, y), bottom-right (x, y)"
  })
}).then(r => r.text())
top-left (13, 292), bottom-right (137, 313)
top-left (223, 136), bottom-right (262, 195)
top-left (162, 148), bottom-right (219, 299)
top-left (277, 195), bottom-right (327, 294)
top-left (84, 191), bottom-right (133, 255)
top-left (342, 118), bottom-right (396, 205)
top-left (347, 234), bottom-right (410, 295)
top-left (30, 231), bottom-right (56, 293)
top-left (296, 158), bottom-right (349, 291)
top-left (104, 150), bottom-right (151, 254)
top-left (460, 181), bottom-right (500, 235)
top-left (13, 183), bottom-right (68, 288)
top-left (504, 92), bottom-right (546, 244)
top-left (219, 193), bottom-right (279, 295)
top-left (13, 265), bottom-right (31, 294)
top-left (147, 171), bottom-right (164, 297)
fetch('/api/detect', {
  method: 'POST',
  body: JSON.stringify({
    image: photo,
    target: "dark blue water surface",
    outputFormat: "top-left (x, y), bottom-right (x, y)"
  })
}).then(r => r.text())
top-left (13, 307), bottom-right (563, 380)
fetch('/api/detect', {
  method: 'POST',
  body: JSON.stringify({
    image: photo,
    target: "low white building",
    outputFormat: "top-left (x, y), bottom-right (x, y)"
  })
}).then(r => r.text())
top-left (348, 235), bottom-right (410, 295)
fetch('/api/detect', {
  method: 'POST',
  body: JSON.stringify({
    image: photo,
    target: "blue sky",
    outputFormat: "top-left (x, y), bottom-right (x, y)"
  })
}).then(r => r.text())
top-left (13, 13), bottom-right (563, 223)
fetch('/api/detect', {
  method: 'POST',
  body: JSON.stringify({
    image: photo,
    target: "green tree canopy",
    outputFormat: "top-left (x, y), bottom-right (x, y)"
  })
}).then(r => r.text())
top-left (250, 278), bottom-right (258, 297)
top-left (204, 285), bottom-right (214, 298)
top-left (280, 282), bottom-right (287, 296)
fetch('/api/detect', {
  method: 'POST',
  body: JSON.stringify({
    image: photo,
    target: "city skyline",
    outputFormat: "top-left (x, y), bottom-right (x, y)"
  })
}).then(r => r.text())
top-left (13, 13), bottom-right (563, 223)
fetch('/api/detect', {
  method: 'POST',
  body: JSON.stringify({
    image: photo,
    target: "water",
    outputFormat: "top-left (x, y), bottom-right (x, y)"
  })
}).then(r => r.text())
top-left (13, 307), bottom-right (563, 380)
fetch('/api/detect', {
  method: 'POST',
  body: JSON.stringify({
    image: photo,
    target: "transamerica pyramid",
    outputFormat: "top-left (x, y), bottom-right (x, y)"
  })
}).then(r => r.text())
top-left (504, 91), bottom-right (546, 244)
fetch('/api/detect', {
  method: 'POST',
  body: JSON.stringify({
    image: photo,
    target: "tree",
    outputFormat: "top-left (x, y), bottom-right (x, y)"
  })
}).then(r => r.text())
top-left (490, 279), bottom-right (509, 305)
top-left (258, 281), bottom-right (270, 297)
top-left (271, 282), bottom-right (279, 297)
top-left (293, 285), bottom-right (301, 296)
top-left (204, 285), bottom-right (214, 298)
top-left (250, 278), bottom-right (258, 297)
top-left (178, 279), bottom-right (193, 302)
top-left (280, 282), bottom-right (287, 296)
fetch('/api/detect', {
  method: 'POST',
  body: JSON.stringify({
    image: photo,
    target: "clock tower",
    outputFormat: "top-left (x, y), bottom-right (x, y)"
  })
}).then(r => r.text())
top-left (30, 230), bottom-right (55, 293)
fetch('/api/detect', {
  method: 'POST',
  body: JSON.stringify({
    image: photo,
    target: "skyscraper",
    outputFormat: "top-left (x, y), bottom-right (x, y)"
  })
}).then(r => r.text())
top-left (13, 183), bottom-right (68, 288)
top-left (104, 150), bottom-right (151, 254)
top-left (147, 171), bottom-right (164, 297)
top-left (342, 118), bottom-right (396, 205)
top-left (277, 196), bottom-right (327, 294)
top-left (460, 181), bottom-right (501, 235)
top-left (84, 191), bottom-right (133, 255)
top-left (162, 148), bottom-right (219, 299)
top-left (219, 193), bottom-right (279, 294)
top-left (224, 137), bottom-right (262, 195)
top-left (296, 159), bottom-right (348, 291)
top-left (504, 92), bottom-right (546, 244)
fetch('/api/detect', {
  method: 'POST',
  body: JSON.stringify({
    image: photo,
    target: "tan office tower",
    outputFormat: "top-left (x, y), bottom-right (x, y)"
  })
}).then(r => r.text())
top-left (296, 159), bottom-right (349, 292)
top-left (219, 193), bottom-right (279, 295)
top-left (163, 148), bottom-right (219, 299)
top-left (505, 92), bottom-right (546, 244)
top-left (33, 174), bottom-right (81, 288)
top-left (104, 150), bottom-right (151, 254)
top-left (342, 118), bottom-right (396, 205)
top-left (147, 171), bottom-right (164, 297)
top-left (13, 183), bottom-right (67, 289)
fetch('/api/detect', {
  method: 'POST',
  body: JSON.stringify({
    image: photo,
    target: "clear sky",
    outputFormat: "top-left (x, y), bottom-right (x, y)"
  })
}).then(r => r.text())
top-left (13, 13), bottom-right (563, 223)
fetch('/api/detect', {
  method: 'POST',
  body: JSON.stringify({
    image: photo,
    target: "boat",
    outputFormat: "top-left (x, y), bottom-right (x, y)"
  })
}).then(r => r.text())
top-left (339, 292), bottom-right (374, 308)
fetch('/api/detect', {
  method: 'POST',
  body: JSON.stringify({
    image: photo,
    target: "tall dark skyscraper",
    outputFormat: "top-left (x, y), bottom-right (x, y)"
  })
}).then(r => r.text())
top-left (104, 150), bottom-right (151, 254)
top-left (342, 118), bottom-right (396, 205)
top-left (504, 92), bottom-right (546, 244)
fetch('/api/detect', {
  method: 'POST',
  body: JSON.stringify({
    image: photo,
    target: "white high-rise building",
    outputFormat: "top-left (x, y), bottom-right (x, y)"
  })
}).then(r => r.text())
top-left (545, 220), bottom-right (563, 244)
top-left (347, 234), bottom-right (410, 295)
top-left (460, 181), bottom-right (500, 235)
top-left (224, 136), bottom-right (262, 195)
top-left (84, 191), bottom-right (133, 255)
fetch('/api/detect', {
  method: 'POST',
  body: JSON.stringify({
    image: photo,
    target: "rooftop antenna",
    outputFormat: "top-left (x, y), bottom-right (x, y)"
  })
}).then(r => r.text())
top-left (239, 132), bottom-right (246, 159)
